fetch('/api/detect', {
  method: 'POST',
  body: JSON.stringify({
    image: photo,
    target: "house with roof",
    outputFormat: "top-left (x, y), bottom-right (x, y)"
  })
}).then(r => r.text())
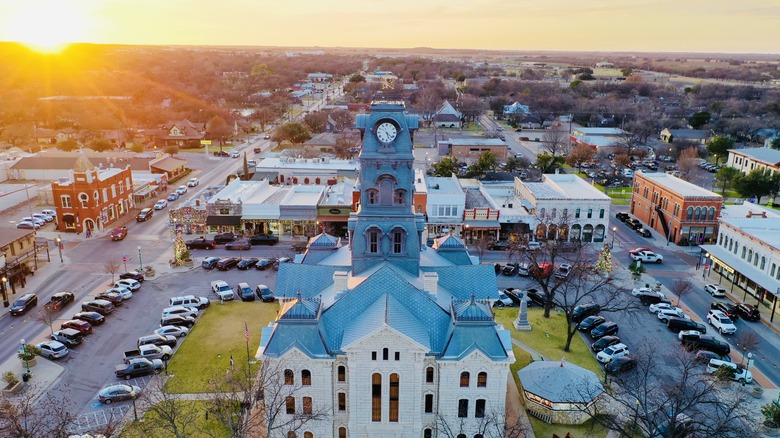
top-left (727, 147), bottom-right (780, 176)
top-left (503, 102), bottom-right (531, 118)
top-left (433, 101), bottom-right (462, 128)
top-left (258, 103), bottom-right (512, 438)
top-left (438, 137), bottom-right (508, 161)
top-left (659, 128), bottom-right (710, 144)
top-left (155, 120), bottom-right (206, 146)
top-left (570, 127), bottom-right (625, 150)
top-left (425, 174), bottom-right (466, 238)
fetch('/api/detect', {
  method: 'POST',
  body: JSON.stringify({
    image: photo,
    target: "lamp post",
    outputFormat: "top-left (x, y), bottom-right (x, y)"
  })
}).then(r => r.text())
top-left (20, 339), bottom-right (30, 375)
top-left (611, 226), bottom-right (617, 249)
top-left (744, 352), bottom-right (753, 386)
top-left (137, 246), bottom-right (143, 272)
top-left (666, 220), bottom-right (672, 246)
top-left (55, 236), bottom-right (63, 263)
top-left (702, 252), bottom-right (710, 279)
top-left (0, 275), bottom-right (8, 307)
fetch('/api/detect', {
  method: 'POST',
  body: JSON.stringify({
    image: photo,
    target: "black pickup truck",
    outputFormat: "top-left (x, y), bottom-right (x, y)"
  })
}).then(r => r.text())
top-left (186, 237), bottom-right (216, 250)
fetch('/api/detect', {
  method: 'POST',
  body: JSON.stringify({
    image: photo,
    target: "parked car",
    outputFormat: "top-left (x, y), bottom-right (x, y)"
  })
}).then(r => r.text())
top-left (136, 208), bottom-right (154, 222)
top-left (73, 311), bottom-right (105, 325)
top-left (255, 258), bottom-right (274, 270)
top-left (494, 291), bottom-right (515, 308)
top-left (161, 314), bottom-right (196, 328)
top-left (96, 291), bottom-right (124, 307)
top-left (710, 302), bottom-right (739, 320)
top-left (16, 221), bottom-right (40, 229)
top-left (667, 317), bottom-right (706, 334)
top-left (235, 282), bottom-right (255, 301)
top-left (33, 213), bottom-right (53, 223)
top-left (524, 289), bottom-right (547, 307)
top-left (657, 308), bottom-right (688, 323)
top-left (155, 325), bottom-right (190, 338)
top-left (680, 333), bottom-right (730, 356)
top-left (213, 150), bottom-right (229, 157)
top-left (168, 295), bottom-right (210, 310)
top-left (249, 234), bottom-right (279, 246)
top-left (648, 303), bottom-right (680, 314)
top-left (211, 280), bottom-right (235, 301)
top-left (115, 279), bottom-right (141, 291)
top-left (501, 264), bottom-right (519, 276)
top-left (167, 193), bottom-right (179, 201)
top-left (605, 356), bottom-right (637, 374)
top-left (153, 199), bottom-right (168, 210)
top-left (591, 335), bottom-right (621, 353)
top-left (555, 263), bottom-right (572, 280)
top-left (51, 328), bottom-right (83, 347)
top-left (10, 293), bottom-right (38, 316)
top-left (44, 291), bottom-right (75, 311)
top-left (637, 228), bottom-right (652, 238)
top-left (591, 321), bottom-right (619, 339)
top-left (615, 212), bottom-right (630, 222)
top-left (579, 315), bottom-right (606, 332)
top-left (61, 319), bottom-right (93, 335)
top-left (735, 303), bottom-right (760, 322)
top-left (531, 261), bottom-right (553, 278)
top-left (110, 226), bottom-right (128, 241)
top-left (187, 237), bottom-right (216, 250)
top-left (119, 271), bottom-right (145, 283)
top-left (41, 209), bottom-right (57, 217)
top-left (202, 256), bottom-right (220, 270)
top-left (707, 310), bottom-right (737, 335)
top-left (81, 299), bottom-right (114, 315)
top-left (572, 303), bottom-right (601, 323)
top-left (237, 258), bottom-right (260, 270)
top-left (217, 257), bottom-right (240, 271)
top-left (596, 343), bottom-right (630, 363)
top-left (694, 350), bottom-right (731, 364)
top-left (98, 384), bottom-right (141, 404)
top-left (161, 305), bottom-right (198, 319)
top-left (214, 233), bottom-right (242, 244)
top-left (256, 285), bottom-right (275, 302)
top-left (706, 359), bottom-right (752, 383)
top-left (704, 284), bottom-right (726, 298)
top-left (517, 262), bottom-right (532, 277)
top-left (137, 333), bottom-right (177, 349)
top-left (637, 293), bottom-right (671, 306)
top-left (187, 178), bottom-right (199, 187)
top-left (106, 287), bottom-right (133, 300)
top-left (225, 239), bottom-right (251, 251)
top-left (37, 340), bottom-right (70, 359)
top-left (490, 240), bottom-right (510, 251)
top-left (176, 185), bottom-right (188, 195)
top-left (115, 358), bottom-right (164, 380)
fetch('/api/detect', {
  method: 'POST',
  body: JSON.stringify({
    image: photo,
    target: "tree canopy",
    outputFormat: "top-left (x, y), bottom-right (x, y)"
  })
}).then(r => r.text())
top-left (706, 136), bottom-right (734, 165)
top-left (534, 153), bottom-right (566, 173)
top-left (430, 156), bottom-right (460, 177)
top-left (271, 122), bottom-right (311, 145)
top-left (734, 169), bottom-right (779, 204)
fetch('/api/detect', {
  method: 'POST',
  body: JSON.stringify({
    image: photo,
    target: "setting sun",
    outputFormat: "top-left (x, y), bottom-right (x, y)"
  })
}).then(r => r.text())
top-left (1, 0), bottom-right (90, 53)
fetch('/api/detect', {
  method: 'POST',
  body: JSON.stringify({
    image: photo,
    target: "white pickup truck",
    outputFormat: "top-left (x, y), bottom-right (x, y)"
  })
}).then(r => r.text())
top-left (211, 280), bottom-right (234, 301)
top-left (123, 344), bottom-right (173, 362)
top-left (629, 250), bottom-right (664, 264)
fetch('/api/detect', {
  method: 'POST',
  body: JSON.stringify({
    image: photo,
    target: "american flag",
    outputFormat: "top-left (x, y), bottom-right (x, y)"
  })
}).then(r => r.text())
top-left (245, 321), bottom-right (250, 342)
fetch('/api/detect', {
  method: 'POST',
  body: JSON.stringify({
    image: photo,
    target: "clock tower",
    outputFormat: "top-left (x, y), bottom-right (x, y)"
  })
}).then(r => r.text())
top-left (348, 102), bottom-right (425, 275)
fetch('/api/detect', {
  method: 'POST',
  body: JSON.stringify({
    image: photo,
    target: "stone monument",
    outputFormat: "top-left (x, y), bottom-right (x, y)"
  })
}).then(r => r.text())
top-left (514, 295), bottom-right (532, 331)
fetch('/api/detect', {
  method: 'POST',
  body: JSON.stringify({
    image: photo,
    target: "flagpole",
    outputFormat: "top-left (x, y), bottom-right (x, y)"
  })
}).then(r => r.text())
top-left (245, 321), bottom-right (251, 373)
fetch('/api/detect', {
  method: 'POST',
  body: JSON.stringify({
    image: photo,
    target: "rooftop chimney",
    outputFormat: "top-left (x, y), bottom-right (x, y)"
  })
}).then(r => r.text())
top-left (423, 272), bottom-right (438, 298)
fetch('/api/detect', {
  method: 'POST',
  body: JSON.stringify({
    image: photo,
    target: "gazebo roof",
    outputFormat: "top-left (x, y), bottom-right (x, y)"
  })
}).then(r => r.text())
top-left (518, 361), bottom-right (604, 403)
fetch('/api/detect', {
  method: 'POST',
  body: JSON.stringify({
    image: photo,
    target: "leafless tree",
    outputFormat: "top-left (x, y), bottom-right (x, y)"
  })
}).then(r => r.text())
top-left (669, 278), bottom-right (693, 306)
top-left (677, 146), bottom-right (702, 182)
top-left (469, 237), bottom-right (491, 259)
top-left (736, 330), bottom-right (761, 366)
top-left (435, 407), bottom-right (527, 438)
top-left (126, 376), bottom-right (201, 438)
top-left (37, 305), bottom-right (58, 335)
top-left (586, 344), bottom-right (759, 438)
top-left (0, 384), bottom-right (78, 437)
top-left (541, 123), bottom-right (570, 156)
top-left (104, 257), bottom-right (120, 284)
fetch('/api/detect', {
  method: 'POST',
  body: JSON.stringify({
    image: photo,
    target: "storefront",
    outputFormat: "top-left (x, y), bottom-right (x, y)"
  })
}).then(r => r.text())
top-left (316, 206), bottom-right (351, 238)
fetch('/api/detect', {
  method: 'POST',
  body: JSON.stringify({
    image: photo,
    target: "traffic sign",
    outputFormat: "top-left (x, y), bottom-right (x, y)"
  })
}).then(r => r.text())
top-left (122, 256), bottom-right (127, 263)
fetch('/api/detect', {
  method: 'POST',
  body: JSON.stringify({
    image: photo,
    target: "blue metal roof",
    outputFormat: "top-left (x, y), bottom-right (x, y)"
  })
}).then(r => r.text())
top-left (440, 325), bottom-right (509, 360)
top-left (452, 296), bottom-right (493, 322)
top-left (422, 265), bottom-right (499, 301)
top-left (278, 295), bottom-right (320, 320)
top-left (308, 233), bottom-right (339, 248)
top-left (275, 264), bottom-right (340, 298)
top-left (262, 324), bottom-right (330, 359)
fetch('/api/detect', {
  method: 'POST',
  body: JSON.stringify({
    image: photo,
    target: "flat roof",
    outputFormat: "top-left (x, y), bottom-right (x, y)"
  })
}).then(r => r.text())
top-left (426, 176), bottom-right (463, 194)
top-left (728, 148), bottom-right (780, 166)
top-left (209, 179), bottom-right (279, 204)
top-left (257, 157), bottom-right (358, 171)
top-left (523, 174), bottom-right (611, 200)
top-left (572, 127), bottom-right (625, 136)
top-left (637, 172), bottom-right (722, 199)
top-left (445, 138), bottom-right (506, 146)
top-left (721, 217), bottom-right (780, 249)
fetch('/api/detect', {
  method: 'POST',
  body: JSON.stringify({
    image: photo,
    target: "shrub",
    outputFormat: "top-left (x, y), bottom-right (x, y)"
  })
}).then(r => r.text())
top-left (17, 344), bottom-right (40, 361)
top-left (762, 402), bottom-right (780, 428)
top-left (3, 371), bottom-right (18, 387)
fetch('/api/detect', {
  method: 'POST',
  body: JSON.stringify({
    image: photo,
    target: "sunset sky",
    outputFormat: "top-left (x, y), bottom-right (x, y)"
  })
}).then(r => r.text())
top-left (1, 0), bottom-right (778, 53)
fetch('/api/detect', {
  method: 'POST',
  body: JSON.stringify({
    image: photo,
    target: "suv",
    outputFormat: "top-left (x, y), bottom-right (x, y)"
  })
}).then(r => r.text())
top-left (81, 299), bottom-right (115, 315)
top-left (119, 271), bottom-right (145, 283)
top-left (235, 283), bottom-right (254, 301)
top-left (615, 212), bottom-right (630, 222)
top-left (596, 343), bottom-right (630, 363)
top-left (202, 257), bottom-right (220, 270)
top-left (555, 263), bottom-right (572, 280)
top-left (707, 310), bottom-right (737, 335)
top-left (214, 233), bottom-right (241, 244)
top-left (657, 308), bottom-right (688, 323)
top-left (10, 293), bottom-right (38, 316)
top-left (138, 333), bottom-right (177, 348)
top-left (680, 334), bottom-right (730, 356)
top-left (591, 321), bottom-right (619, 339)
top-left (256, 285), bottom-right (275, 302)
top-left (572, 303), bottom-right (601, 323)
top-left (51, 328), bottom-right (83, 347)
top-left (707, 359), bottom-right (752, 383)
top-left (735, 303), bottom-right (760, 322)
top-left (186, 237), bottom-right (216, 250)
top-left (704, 284), bottom-right (726, 298)
top-left (161, 314), bottom-right (196, 328)
top-left (667, 317), bottom-right (707, 334)
top-left (501, 264), bottom-right (519, 276)
top-left (161, 305), bottom-right (198, 319)
top-left (710, 302), bottom-right (739, 320)
top-left (217, 257), bottom-right (240, 271)
top-left (136, 208), bottom-right (154, 222)
top-left (169, 295), bottom-right (210, 310)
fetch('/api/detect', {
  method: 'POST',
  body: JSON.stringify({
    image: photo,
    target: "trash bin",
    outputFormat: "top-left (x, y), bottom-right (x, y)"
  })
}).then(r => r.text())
top-left (22, 372), bottom-right (30, 382)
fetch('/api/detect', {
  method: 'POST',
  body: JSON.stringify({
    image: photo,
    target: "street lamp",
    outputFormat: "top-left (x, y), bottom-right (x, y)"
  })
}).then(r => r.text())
top-left (0, 275), bottom-right (8, 307)
top-left (137, 246), bottom-right (143, 272)
top-left (611, 226), bottom-right (617, 249)
top-left (744, 352), bottom-right (753, 386)
top-left (702, 252), bottom-right (710, 279)
top-left (55, 236), bottom-right (63, 263)
top-left (20, 339), bottom-right (30, 375)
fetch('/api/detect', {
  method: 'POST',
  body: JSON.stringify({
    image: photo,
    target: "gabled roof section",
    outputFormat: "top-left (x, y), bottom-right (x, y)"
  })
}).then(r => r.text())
top-left (452, 295), bottom-right (493, 322)
top-left (261, 324), bottom-right (330, 359)
top-left (74, 151), bottom-right (95, 172)
top-left (308, 232), bottom-right (339, 248)
top-left (434, 233), bottom-right (465, 249)
top-left (274, 263), bottom-right (341, 298)
top-left (421, 265), bottom-right (499, 301)
top-left (440, 325), bottom-right (509, 361)
top-left (342, 294), bottom-right (431, 350)
top-left (321, 265), bottom-right (451, 353)
top-left (278, 293), bottom-right (321, 320)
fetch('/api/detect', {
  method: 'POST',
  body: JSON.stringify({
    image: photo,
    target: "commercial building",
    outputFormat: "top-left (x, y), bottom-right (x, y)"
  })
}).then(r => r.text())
top-left (630, 172), bottom-right (723, 245)
top-left (727, 147), bottom-right (780, 176)
top-left (438, 138), bottom-right (508, 161)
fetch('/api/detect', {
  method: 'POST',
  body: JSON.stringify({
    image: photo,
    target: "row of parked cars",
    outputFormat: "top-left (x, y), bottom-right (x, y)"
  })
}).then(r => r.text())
top-left (186, 232), bottom-right (280, 250)
top-left (210, 280), bottom-right (275, 302)
top-left (15, 209), bottom-right (57, 230)
top-left (615, 213), bottom-right (655, 240)
top-left (201, 255), bottom-right (291, 271)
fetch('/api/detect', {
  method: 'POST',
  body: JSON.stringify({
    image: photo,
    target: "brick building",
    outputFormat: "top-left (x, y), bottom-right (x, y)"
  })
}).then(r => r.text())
top-left (51, 153), bottom-right (135, 234)
top-left (630, 172), bottom-right (723, 246)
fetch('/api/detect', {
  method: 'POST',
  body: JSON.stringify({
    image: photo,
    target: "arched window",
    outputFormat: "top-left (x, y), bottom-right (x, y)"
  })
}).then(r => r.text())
top-left (742, 247), bottom-right (747, 259)
top-left (94, 190), bottom-right (100, 203)
top-left (286, 397), bottom-right (295, 414)
top-left (284, 369), bottom-right (294, 385)
top-left (391, 228), bottom-right (405, 254)
top-left (366, 189), bottom-right (378, 205)
top-left (338, 392), bottom-right (346, 411)
top-left (475, 399), bottom-right (486, 418)
top-left (389, 373), bottom-right (399, 422)
top-left (367, 228), bottom-right (380, 254)
top-left (304, 178), bottom-right (310, 185)
top-left (79, 192), bottom-right (89, 208)
top-left (338, 427), bottom-right (347, 438)
top-left (708, 207), bottom-right (716, 220)
top-left (383, 348), bottom-right (389, 360)
top-left (460, 372), bottom-right (470, 387)
top-left (694, 207), bottom-right (701, 220)
top-left (754, 254), bottom-right (760, 267)
top-left (748, 249), bottom-right (753, 263)
top-left (304, 433), bottom-right (313, 438)
top-left (337, 365), bottom-right (346, 382)
top-left (425, 367), bottom-right (434, 383)
top-left (424, 393), bottom-right (434, 413)
top-left (761, 256), bottom-right (766, 270)
top-left (477, 372), bottom-right (487, 387)
top-left (424, 429), bottom-right (432, 438)
top-left (539, 208), bottom-right (545, 217)
top-left (371, 373), bottom-right (382, 422)
top-left (687, 207), bottom-right (693, 220)
top-left (301, 370), bottom-right (311, 386)
top-left (587, 208), bottom-right (593, 219)
top-left (303, 397), bottom-right (312, 415)
top-left (393, 189), bottom-right (406, 205)
top-left (377, 174), bottom-right (397, 204)
top-left (562, 208), bottom-right (568, 219)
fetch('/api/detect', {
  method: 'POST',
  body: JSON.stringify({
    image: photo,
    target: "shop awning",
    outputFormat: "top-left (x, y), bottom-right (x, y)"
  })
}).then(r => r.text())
top-left (700, 244), bottom-right (779, 294)
top-left (463, 220), bottom-right (501, 229)
top-left (206, 215), bottom-right (241, 226)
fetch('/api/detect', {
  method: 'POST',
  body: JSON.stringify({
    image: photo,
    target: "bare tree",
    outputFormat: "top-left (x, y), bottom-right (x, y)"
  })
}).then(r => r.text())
top-left (104, 257), bottom-right (120, 284)
top-left (127, 376), bottom-right (201, 438)
top-left (38, 305), bottom-right (58, 335)
top-left (469, 237), bottom-right (491, 259)
top-left (0, 384), bottom-right (78, 437)
top-left (677, 146), bottom-right (702, 182)
top-left (435, 407), bottom-right (527, 438)
top-left (669, 278), bottom-right (693, 306)
top-left (587, 344), bottom-right (759, 438)
top-left (541, 122), bottom-right (570, 156)
top-left (736, 330), bottom-right (761, 366)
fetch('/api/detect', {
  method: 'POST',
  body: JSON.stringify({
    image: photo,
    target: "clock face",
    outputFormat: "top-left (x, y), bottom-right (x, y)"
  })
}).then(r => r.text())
top-left (376, 122), bottom-right (398, 143)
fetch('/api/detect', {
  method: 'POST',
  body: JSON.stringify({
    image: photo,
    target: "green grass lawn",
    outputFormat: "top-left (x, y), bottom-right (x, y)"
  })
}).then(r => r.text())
top-left (165, 301), bottom-right (279, 394)
top-left (495, 307), bottom-right (602, 375)
top-left (120, 400), bottom-right (230, 438)
top-left (529, 416), bottom-right (608, 438)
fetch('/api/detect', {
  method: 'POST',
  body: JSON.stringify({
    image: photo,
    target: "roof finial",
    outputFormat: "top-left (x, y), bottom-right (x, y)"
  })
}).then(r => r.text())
top-left (470, 293), bottom-right (476, 305)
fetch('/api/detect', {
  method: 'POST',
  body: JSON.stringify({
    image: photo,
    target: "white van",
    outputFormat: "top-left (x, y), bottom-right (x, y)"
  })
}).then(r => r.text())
top-left (707, 359), bottom-right (752, 383)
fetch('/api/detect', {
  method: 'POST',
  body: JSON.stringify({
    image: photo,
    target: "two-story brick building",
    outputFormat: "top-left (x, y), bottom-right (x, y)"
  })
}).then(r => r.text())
top-left (631, 172), bottom-right (723, 245)
top-left (51, 154), bottom-right (135, 234)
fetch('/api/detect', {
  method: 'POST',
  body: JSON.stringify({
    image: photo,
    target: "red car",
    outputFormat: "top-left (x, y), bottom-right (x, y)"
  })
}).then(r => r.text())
top-left (110, 226), bottom-right (128, 241)
top-left (61, 319), bottom-right (93, 335)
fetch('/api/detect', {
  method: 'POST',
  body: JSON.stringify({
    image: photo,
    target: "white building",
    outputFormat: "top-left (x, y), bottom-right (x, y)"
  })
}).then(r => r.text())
top-left (254, 157), bottom-right (359, 185)
top-left (258, 103), bottom-right (512, 438)
top-left (514, 174), bottom-right (612, 243)
top-left (726, 148), bottom-right (780, 176)
top-left (425, 174), bottom-right (466, 237)
top-left (700, 203), bottom-right (780, 315)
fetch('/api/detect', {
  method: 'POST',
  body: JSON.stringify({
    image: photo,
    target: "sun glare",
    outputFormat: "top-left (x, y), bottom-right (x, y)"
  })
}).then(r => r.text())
top-left (3, 1), bottom-right (90, 53)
